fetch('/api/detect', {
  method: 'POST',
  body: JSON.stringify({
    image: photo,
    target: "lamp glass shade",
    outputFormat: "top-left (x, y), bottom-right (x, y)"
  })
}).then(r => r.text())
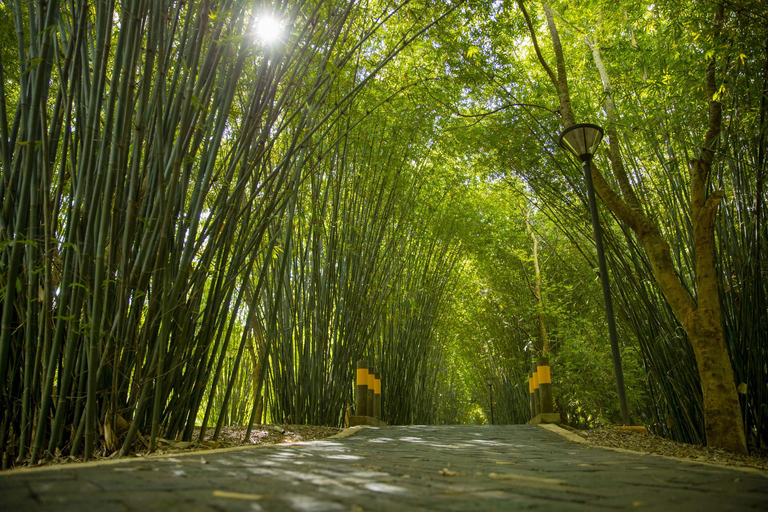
top-left (485, 377), bottom-right (493, 386)
top-left (558, 123), bottom-right (604, 160)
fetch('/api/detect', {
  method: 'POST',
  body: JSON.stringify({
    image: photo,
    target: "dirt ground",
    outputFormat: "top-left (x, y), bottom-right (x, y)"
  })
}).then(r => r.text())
top-left (10, 424), bottom-right (342, 470)
top-left (573, 426), bottom-right (768, 471)
top-left (192, 424), bottom-right (343, 449)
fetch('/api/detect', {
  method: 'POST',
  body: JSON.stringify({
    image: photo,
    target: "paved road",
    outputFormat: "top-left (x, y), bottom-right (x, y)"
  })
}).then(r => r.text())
top-left (1, 425), bottom-right (766, 511)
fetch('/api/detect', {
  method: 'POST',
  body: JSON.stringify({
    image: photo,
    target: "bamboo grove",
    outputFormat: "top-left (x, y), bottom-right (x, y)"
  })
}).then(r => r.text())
top-left (2, 0), bottom-right (767, 467)
top-left (0, 0), bottom-right (463, 465)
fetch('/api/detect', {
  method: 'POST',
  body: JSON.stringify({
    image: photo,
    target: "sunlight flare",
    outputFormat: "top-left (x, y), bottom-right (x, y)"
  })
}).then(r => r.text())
top-left (256, 14), bottom-right (282, 43)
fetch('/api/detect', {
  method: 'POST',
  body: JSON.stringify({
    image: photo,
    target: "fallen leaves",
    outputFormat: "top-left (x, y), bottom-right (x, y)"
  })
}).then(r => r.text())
top-left (194, 424), bottom-right (342, 447)
top-left (613, 426), bottom-right (649, 435)
top-left (580, 429), bottom-right (768, 471)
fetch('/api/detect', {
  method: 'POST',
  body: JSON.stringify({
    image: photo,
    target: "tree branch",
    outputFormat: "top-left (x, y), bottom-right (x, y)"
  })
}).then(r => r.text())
top-left (585, 36), bottom-right (644, 215)
top-left (692, 4), bottom-right (724, 230)
top-left (543, 2), bottom-right (575, 126)
top-left (590, 162), bottom-right (697, 321)
top-left (519, 257), bottom-right (537, 298)
top-left (454, 102), bottom-right (559, 119)
top-left (700, 9), bottom-right (724, 169)
top-left (516, 0), bottom-right (558, 89)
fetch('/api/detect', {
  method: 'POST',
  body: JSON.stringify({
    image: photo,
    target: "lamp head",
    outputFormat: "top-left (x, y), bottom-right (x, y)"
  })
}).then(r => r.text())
top-left (558, 123), bottom-right (604, 161)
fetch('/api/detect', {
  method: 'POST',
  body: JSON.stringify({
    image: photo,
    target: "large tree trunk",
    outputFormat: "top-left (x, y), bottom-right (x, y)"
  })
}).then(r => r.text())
top-left (523, 1), bottom-right (748, 453)
top-left (683, 308), bottom-right (746, 453)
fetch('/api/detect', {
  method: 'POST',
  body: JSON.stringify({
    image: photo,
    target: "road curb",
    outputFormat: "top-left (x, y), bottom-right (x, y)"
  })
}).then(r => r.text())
top-left (327, 425), bottom-right (369, 439)
top-left (537, 423), bottom-right (589, 444)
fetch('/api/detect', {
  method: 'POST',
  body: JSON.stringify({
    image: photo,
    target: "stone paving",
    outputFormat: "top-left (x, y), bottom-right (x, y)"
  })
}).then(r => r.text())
top-left (1, 425), bottom-right (766, 511)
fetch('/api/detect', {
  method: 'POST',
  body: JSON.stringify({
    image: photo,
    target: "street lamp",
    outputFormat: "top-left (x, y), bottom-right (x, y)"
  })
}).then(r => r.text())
top-left (485, 376), bottom-right (494, 425)
top-left (558, 123), bottom-right (631, 425)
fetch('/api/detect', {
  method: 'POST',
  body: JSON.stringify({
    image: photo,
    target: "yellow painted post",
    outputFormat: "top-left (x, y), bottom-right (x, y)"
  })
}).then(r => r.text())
top-left (532, 364), bottom-right (541, 417)
top-left (537, 355), bottom-right (553, 414)
top-left (367, 364), bottom-right (375, 417)
top-left (356, 361), bottom-right (369, 417)
top-left (373, 371), bottom-right (381, 420)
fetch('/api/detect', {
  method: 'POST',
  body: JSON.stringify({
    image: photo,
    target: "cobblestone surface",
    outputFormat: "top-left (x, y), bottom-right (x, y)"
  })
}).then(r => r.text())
top-left (1, 425), bottom-right (766, 511)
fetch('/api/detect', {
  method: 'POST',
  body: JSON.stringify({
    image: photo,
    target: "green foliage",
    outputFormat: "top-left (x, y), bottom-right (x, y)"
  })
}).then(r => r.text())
top-left (427, 0), bottom-right (767, 448)
top-left (1, 0), bottom-right (765, 465)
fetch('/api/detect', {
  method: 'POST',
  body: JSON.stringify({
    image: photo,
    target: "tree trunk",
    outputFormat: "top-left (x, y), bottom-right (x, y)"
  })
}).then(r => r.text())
top-left (683, 308), bottom-right (746, 454)
top-left (525, 0), bottom-right (748, 453)
top-left (525, 209), bottom-right (548, 354)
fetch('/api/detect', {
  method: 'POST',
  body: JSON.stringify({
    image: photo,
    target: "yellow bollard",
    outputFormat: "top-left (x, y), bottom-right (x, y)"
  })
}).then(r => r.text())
top-left (367, 364), bottom-right (375, 417)
top-left (356, 361), bottom-right (369, 417)
top-left (373, 371), bottom-right (382, 420)
top-left (532, 364), bottom-right (541, 417)
top-left (537, 356), bottom-right (553, 414)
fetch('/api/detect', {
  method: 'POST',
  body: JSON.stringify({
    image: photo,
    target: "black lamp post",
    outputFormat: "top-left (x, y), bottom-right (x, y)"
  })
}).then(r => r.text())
top-left (485, 376), bottom-right (494, 425)
top-left (558, 123), bottom-right (631, 425)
